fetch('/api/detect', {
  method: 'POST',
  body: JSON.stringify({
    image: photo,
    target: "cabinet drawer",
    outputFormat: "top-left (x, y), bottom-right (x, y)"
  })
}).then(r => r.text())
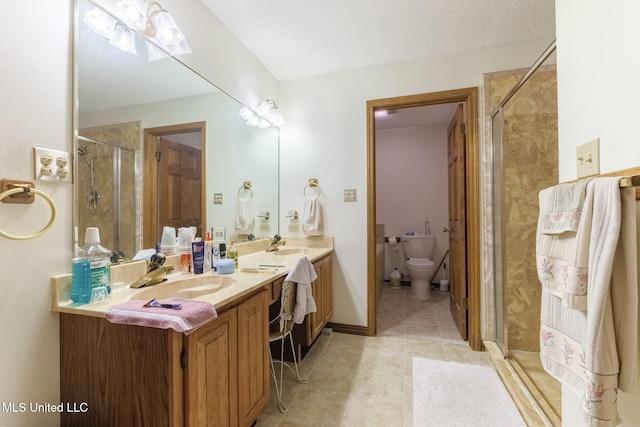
top-left (270, 276), bottom-right (285, 305)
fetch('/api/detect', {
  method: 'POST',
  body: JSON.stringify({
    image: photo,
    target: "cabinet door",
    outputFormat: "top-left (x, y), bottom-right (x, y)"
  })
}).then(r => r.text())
top-left (237, 289), bottom-right (270, 426)
top-left (185, 308), bottom-right (238, 427)
top-left (322, 254), bottom-right (333, 324)
top-left (307, 259), bottom-right (325, 343)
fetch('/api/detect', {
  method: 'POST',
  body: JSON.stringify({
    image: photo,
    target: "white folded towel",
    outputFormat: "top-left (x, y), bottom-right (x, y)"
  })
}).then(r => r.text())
top-left (235, 196), bottom-right (255, 233)
top-left (285, 256), bottom-right (318, 324)
top-left (301, 195), bottom-right (323, 236)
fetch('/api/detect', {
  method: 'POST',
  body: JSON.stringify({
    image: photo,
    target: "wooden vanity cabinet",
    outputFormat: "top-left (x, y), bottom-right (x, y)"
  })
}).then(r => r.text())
top-left (60, 287), bottom-right (269, 427)
top-left (184, 288), bottom-right (269, 427)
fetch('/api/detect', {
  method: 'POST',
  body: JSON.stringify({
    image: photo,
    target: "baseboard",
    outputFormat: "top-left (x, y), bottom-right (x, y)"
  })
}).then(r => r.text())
top-left (327, 322), bottom-right (369, 336)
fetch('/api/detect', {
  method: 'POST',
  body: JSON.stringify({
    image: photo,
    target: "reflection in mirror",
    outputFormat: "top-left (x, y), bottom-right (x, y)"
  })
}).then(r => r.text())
top-left (75, 0), bottom-right (279, 261)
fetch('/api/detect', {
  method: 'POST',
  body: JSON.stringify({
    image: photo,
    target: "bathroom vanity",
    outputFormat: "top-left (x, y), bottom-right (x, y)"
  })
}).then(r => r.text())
top-left (53, 238), bottom-right (333, 427)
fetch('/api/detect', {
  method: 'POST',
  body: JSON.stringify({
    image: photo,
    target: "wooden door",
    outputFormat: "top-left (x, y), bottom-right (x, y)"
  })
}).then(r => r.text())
top-left (159, 137), bottom-right (202, 238)
top-left (447, 103), bottom-right (468, 340)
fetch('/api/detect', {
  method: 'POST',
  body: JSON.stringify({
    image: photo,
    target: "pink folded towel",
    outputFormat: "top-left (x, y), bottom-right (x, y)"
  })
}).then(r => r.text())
top-left (106, 298), bottom-right (217, 335)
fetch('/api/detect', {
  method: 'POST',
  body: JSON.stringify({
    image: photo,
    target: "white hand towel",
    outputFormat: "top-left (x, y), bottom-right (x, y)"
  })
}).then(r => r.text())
top-left (285, 256), bottom-right (318, 324)
top-left (301, 195), bottom-right (323, 236)
top-left (235, 196), bottom-right (255, 233)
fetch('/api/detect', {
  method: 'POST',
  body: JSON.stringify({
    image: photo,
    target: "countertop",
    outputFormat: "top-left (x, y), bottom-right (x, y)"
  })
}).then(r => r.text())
top-left (51, 237), bottom-right (333, 318)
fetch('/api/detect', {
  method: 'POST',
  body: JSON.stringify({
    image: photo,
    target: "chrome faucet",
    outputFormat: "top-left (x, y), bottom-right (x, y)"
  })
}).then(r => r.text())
top-left (130, 253), bottom-right (175, 288)
top-left (266, 234), bottom-right (286, 252)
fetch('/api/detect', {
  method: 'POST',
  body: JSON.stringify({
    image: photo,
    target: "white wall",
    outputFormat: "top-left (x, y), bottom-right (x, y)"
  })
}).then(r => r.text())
top-left (278, 39), bottom-right (553, 327)
top-left (0, 1), bottom-right (276, 426)
top-left (376, 125), bottom-right (449, 282)
top-left (556, 1), bottom-right (640, 425)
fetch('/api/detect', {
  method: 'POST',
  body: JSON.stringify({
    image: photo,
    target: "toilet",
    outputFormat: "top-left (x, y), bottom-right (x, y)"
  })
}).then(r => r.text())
top-left (402, 233), bottom-right (436, 300)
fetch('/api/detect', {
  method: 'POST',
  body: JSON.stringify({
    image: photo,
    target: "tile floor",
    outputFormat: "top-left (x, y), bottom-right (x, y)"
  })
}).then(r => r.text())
top-left (256, 284), bottom-right (494, 426)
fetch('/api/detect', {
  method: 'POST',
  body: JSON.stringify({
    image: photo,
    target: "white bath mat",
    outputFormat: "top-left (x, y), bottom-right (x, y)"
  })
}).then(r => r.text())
top-left (413, 358), bottom-right (526, 427)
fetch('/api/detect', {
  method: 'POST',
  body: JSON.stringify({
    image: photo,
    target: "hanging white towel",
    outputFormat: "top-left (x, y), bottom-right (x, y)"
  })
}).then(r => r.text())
top-left (538, 177), bottom-right (638, 427)
top-left (301, 195), bottom-right (323, 236)
top-left (235, 196), bottom-right (254, 233)
top-left (285, 256), bottom-right (317, 324)
top-left (536, 179), bottom-right (593, 309)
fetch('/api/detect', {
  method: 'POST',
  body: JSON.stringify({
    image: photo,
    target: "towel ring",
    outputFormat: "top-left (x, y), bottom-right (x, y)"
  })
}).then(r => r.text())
top-left (237, 184), bottom-right (253, 199)
top-left (303, 184), bottom-right (321, 197)
top-left (0, 187), bottom-right (57, 240)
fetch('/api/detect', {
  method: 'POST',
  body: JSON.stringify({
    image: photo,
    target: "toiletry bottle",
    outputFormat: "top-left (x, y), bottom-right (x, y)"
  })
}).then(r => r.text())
top-left (211, 242), bottom-right (220, 272)
top-left (83, 227), bottom-right (112, 300)
top-left (227, 241), bottom-right (238, 267)
top-left (71, 227), bottom-right (91, 304)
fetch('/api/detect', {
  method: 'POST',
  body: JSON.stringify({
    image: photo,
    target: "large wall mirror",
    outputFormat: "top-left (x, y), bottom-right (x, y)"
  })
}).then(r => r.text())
top-left (74, 0), bottom-right (280, 260)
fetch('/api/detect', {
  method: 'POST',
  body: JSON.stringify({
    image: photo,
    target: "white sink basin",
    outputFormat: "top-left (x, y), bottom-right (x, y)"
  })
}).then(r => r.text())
top-left (130, 274), bottom-right (234, 301)
top-left (270, 248), bottom-right (307, 256)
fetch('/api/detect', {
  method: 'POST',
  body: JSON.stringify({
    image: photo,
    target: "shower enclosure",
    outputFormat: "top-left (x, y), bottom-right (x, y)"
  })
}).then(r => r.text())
top-left (77, 135), bottom-right (139, 260)
top-left (490, 41), bottom-right (561, 424)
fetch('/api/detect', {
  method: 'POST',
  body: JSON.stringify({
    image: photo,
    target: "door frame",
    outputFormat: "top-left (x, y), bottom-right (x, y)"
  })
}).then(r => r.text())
top-left (143, 121), bottom-right (207, 248)
top-left (366, 87), bottom-right (482, 351)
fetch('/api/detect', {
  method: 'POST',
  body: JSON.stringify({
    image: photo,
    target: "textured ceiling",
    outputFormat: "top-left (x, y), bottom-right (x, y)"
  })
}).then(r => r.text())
top-left (201, 0), bottom-right (556, 82)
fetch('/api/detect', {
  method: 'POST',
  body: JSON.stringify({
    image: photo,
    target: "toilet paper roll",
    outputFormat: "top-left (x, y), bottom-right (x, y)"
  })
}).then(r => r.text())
top-left (388, 237), bottom-right (399, 251)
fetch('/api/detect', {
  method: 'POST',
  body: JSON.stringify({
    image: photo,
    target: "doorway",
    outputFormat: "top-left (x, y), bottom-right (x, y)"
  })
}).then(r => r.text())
top-left (143, 122), bottom-right (207, 248)
top-left (366, 88), bottom-right (482, 351)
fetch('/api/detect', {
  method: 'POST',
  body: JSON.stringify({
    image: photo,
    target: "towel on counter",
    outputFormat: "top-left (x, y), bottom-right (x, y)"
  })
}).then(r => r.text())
top-left (285, 256), bottom-right (317, 324)
top-left (301, 195), bottom-right (323, 236)
top-left (538, 177), bottom-right (638, 427)
top-left (536, 179), bottom-right (593, 309)
top-left (235, 196), bottom-right (255, 233)
top-left (106, 298), bottom-right (217, 335)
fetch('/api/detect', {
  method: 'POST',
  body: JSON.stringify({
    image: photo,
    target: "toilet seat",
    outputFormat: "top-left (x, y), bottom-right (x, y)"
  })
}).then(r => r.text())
top-left (406, 258), bottom-right (434, 269)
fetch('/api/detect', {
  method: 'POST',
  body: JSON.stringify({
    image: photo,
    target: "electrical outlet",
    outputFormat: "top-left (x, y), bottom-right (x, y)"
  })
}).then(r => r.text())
top-left (34, 147), bottom-right (72, 183)
top-left (344, 189), bottom-right (357, 202)
top-left (212, 227), bottom-right (226, 241)
top-left (576, 138), bottom-right (600, 178)
top-left (213, 193), bottom-right (223, 204)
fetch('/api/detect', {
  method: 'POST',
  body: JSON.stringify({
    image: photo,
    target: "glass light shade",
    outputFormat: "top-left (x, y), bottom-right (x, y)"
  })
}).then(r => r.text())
top-left (116, 0), bottom-right (148, 30)
top-left (144, 40), bottom-right (169, 61)
top-left (269, 110), bottom-right (285, 127)
top-left (84, 7), bottom-right (117, 39)
top-left (151, 10), bottom-right (185, 46)
top-left (109, 25), bottom-right (137, 55)
top-left (256, 100), bottom-right (273, 119)
top-left (239, 107), bottom-right (255, 122)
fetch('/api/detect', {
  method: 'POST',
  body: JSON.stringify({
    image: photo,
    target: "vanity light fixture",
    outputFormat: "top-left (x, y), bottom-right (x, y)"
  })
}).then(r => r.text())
top-left (239, 99), bottom-right (285, 128)
top-left (85, 1), bottom-right (191, 59)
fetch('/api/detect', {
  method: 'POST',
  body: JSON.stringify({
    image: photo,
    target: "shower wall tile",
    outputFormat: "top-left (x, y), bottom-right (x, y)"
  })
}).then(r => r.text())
top-left (78, 122), bottom-right (141, 259)
top-left (482, 66), bottom-right (558, 351)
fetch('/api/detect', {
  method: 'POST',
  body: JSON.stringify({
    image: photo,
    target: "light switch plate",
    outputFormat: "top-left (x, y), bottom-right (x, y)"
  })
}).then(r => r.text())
top-left (213, 193), bottom-right (223, 204)
top-left (576, 138), bottom-right (600, 178)
top-left (344, 189), bottom-right (357, 202)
